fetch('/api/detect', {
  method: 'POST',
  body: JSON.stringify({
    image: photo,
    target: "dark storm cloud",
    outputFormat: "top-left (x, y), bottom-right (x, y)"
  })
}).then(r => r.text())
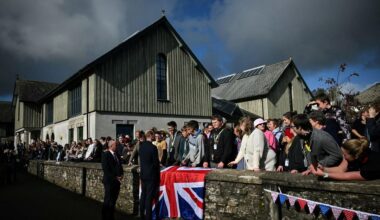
top-left (206, 0), bottom-right (380, 76)
top-left (1, 0), bottom-right (379, 99)
top-left (0, 0), bottom-right (176, 99)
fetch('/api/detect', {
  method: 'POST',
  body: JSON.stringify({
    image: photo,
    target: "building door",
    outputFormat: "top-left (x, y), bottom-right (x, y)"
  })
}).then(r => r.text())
top-left (68, 128), bottom-right (74, 144)
top-left (116, 124), bottom-right (134, 138)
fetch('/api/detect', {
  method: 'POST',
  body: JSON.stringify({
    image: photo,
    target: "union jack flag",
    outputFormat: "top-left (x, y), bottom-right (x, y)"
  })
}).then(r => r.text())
top-left (153, 166), bottom-right (212, 220)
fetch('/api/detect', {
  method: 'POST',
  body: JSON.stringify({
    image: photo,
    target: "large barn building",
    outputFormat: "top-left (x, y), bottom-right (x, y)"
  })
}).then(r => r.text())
top-left (18, 16), bottom-right (217, 145)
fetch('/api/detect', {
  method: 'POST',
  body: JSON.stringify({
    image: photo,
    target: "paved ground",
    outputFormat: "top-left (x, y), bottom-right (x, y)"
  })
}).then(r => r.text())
top-left (0, 171), bottom-right (138, 220)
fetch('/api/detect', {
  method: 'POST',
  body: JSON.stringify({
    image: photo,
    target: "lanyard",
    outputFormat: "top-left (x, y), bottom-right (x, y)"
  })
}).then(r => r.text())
top-left (213, 128), bottom-right (225, 144)
top-left (171, 131), bottom-right (178, 147)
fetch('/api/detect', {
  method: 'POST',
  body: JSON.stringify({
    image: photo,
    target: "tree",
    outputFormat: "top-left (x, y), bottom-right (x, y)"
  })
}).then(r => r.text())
top-left (319, 63), bottom-right (359, 107)
top-left (319, 64), bottom-right (360, 122)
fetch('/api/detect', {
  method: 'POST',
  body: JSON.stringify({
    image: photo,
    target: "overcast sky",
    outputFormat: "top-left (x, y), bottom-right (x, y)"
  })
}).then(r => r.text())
top-left (0, 0), bottom-right (379, 101)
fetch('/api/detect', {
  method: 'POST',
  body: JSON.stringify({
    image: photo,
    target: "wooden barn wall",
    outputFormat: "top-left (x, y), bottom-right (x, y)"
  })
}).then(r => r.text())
top-left (22, 102), bottom-right (43, 128)
top-left (94, 25), bottom-right (212, 117)
top-left (267, 67), bottom-right (312, 118)
top-left (53, 91), bottom-right (68, 123)
top-left (237, 98), bottom-right (268, 119)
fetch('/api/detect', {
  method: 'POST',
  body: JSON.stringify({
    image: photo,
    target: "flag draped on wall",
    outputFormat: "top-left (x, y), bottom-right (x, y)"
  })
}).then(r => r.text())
top-left (153, 166), bottom-right (212, 220)
top-left (265, 189), bottom-right (380, 220)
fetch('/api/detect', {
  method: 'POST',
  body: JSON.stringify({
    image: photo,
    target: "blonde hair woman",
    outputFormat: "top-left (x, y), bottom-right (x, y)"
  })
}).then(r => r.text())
top-left (312, 139), bottom-right (380, 180)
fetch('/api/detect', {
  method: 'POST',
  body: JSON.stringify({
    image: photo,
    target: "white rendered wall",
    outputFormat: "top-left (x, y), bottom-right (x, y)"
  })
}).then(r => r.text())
top-left (95, 112), bottom-right (211, 139)
top-left (41, 112), bottom-right (96, 145)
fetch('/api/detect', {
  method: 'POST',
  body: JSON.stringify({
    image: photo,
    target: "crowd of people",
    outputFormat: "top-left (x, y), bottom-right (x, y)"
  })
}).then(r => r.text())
top-left (5, 93), bottom-right (380, 183)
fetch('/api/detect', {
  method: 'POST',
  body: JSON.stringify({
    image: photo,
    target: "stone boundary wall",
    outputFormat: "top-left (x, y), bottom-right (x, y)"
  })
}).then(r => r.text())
top-left (28, 160), bottom-right (380, 219)
top-left (204, 169), bottom-right (380, 220)
top-left (28, 160), bottom-right (139, 215)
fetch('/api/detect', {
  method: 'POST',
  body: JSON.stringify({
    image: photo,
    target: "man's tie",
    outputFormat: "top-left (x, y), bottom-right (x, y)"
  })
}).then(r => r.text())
top-left (113, 153), bottom-right (119, 164)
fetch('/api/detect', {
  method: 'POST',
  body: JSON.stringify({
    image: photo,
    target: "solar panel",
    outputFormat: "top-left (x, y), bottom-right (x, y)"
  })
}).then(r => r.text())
top-left (216, 75), bottom-right (235, 84)
top-left (237, 66), bottom-right (264, 80)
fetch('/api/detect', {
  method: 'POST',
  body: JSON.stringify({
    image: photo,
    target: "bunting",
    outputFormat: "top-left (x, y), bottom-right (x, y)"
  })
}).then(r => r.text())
top-left (319, 204), bottom-right (330, 216)
top-left (271, 191), bottom-right (279, 203)
top-left (332, 207), bottom-right (342, 219)
top-left (288, 195), bottom-right (297, 207)
top-left (356, 211), bottom-right (369, 220)
top-left (264, 189), bottom-right (380, 220)
top-left (307, 201), bottom-right (317, 213)
top-left (279, 194), bottom-right (288, 205)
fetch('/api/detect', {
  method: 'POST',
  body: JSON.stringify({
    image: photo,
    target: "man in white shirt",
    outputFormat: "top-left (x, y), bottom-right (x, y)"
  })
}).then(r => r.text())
top-left (84, 138), bottom-right (96, 161)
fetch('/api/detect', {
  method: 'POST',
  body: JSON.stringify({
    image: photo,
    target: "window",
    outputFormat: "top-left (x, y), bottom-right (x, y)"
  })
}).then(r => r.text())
top-left (77, 126), bottom-right (83, 142)
top-left (288, 83), bottom-right (293, 112)
top-left (156, 53), bottom-right (168, 100)
top-left (46, 101), bottom-right (53, 125)
top-left (68, 128), bottom-right (74, 144)
top-left (17, 100), bottom-right (20, 121)
top-left (69, 85), bottom-right (82, 117)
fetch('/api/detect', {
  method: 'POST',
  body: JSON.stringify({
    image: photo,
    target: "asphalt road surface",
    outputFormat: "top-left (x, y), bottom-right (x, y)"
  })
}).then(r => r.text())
top-left (0, 171), bottom-right (138, 220)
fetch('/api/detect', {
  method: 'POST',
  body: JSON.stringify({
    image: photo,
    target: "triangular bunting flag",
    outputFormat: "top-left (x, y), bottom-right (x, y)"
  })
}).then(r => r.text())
top-left (288, 196), bottom-right (297, 207)
top-left (279, 194), bottom-right (288, 205)
top-left (319, 204), bottom-right (331, 216)
top-left (332, 207), bottom-right (342, 219)
top-left (356, 211), bottom-right (369, 220)
top-left (343, 210), bottom-right (356, 220)
top-left (370, 215), bottom-right (380, 220)
top-left (307, 201), bottom-right (317, 214)
top-left (271, 192), bottom-right (279, 203)
top-left (297, 199), bottom-right (307, 210)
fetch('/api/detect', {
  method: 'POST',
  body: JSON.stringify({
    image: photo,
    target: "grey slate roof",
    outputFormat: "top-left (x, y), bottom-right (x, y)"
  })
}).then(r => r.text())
top-left (212, 59), bottom-right (292, 101)
top-left (0, 101), bottom-right (13, 123)
top-left (355, 82), bottom-right (380, 104)
top-left (14, 80), bottom-right (59, 102)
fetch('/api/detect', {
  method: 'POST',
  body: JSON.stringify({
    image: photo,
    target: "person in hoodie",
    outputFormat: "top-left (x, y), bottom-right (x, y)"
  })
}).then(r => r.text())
top-left (181, 120), bottom-right (205, 167)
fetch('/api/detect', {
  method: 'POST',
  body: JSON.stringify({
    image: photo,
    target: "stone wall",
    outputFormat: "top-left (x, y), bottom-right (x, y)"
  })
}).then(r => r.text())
top-left (204, 169), bottom-right (380, 220)
top-left (28, 160), bottom-right (139, 215)
top-left (28, 161), bottom-right (380, 219)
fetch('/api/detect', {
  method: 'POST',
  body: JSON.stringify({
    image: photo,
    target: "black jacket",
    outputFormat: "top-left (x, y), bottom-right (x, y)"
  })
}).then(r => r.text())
top-left (206, 127), bottom-right (236, 165)
top-left (367, 113), bottom-right (380, 152)
top-left (139, 141), bottom-right (160, 181)
top-left (278, 136), bottom-right (308, 172)
top-left (101, 151), bottom-right (124, 184)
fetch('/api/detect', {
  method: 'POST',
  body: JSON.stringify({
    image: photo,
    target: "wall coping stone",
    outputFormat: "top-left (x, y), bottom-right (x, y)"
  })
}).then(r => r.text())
top-left (206, 169), bottom-right (263, 184)
top-left (31, 160), bottom-right (380, 196)
top-left (260, 172), bottom-right (380, 195)
top-left (39, 161), bottom-right (139, 173)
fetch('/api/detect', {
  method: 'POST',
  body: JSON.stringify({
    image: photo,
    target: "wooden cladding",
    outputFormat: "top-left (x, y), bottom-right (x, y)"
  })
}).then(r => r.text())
top-left (23, 103), bottom-right (43, 128)
top-left (94, 25), bottom-right (212, 117)
top-left (45, 101), bottom-right (53, 125)
top-left (69, 85), bottom-right (82, 117)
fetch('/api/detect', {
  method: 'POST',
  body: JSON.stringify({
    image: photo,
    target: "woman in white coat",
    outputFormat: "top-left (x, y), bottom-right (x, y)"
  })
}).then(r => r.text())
top-left (253, 118), bottom-right (277, 171)
top-left (228, 117), bottom-right (256, 170)
top-left (229, 117), bottom-right (277, 171)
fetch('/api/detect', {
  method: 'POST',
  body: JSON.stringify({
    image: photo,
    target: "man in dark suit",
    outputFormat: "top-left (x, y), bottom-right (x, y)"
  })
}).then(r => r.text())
top-left (101, 140), bottom-right (124, 220)
top-left (139, 130), bottom-right (160, 220)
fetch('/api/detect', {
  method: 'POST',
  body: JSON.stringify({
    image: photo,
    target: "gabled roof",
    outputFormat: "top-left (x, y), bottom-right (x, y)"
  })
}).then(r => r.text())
top-left (13, 80), bottom-right (59, 103)
top-left (0, 101), bottom-right (13, 123)
top-left (355, 82), bottom-right (380, 104)
top-left (212, 58), bottom-right (310, 101)
top-left (40, 16), bottom-right (217, 102)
